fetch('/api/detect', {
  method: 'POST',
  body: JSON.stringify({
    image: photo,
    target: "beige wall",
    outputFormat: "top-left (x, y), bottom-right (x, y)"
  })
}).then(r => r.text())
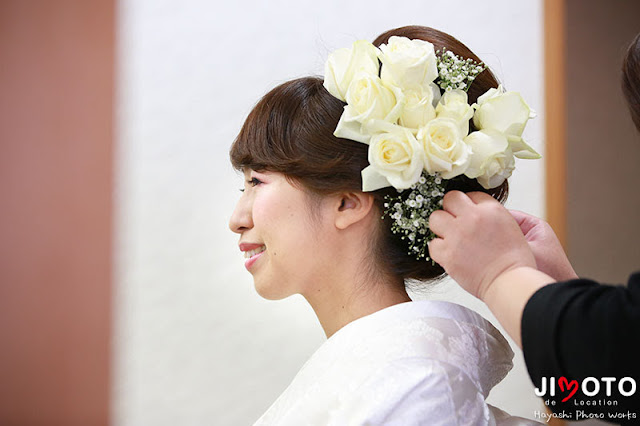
top-left (566, 0), bottom-right (640, 284)
top-left (0, 1), bottom-right (115, 425)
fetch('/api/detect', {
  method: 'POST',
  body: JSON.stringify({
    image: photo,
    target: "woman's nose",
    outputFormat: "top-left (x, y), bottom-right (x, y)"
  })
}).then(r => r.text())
top-left (229, 195), bottom-right (253, 234)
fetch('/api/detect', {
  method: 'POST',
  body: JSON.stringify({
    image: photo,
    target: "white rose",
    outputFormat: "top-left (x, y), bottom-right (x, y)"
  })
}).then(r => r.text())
top-left (323, 40), bottom-right (380, 102)
top-left (417, 117), bottom-right (471, 179)
top-left (472, 85), bottom-right (541, 160)
top-left (361, 123), bottom-right (424, 191)
top-left (346, 74), bottom-right (401, 121)
top-left (398, 83), bottom-right (439, 130)
top-left (334, 74), bottom-right (404, 143)
top-left (379, 36), bottom-right (438, 90)
top-left (473, 85), bottom-right (533, 138)
top-left (464, 129), bottom-right (516, 189)
top-left (435, 89), bottom-right (474, 136)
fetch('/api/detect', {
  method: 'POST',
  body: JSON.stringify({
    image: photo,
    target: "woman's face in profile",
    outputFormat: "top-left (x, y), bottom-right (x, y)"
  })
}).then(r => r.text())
top-left (229, 169), bottom-right (332, 299)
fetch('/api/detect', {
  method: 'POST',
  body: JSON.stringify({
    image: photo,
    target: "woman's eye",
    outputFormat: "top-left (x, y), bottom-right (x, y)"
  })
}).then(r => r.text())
top-left (240, 177), bottom-right (262, 192)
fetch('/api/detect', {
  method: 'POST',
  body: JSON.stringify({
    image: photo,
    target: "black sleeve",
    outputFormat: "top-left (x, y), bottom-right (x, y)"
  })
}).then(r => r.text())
top-left (521, 272), bottom-right (640, 423)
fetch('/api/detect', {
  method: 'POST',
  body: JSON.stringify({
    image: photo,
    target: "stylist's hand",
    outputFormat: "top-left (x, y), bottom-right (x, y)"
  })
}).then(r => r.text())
top-left (428, 191), bottom-right (537, 300)
top-left (509, 210), bottom-right (578, 282)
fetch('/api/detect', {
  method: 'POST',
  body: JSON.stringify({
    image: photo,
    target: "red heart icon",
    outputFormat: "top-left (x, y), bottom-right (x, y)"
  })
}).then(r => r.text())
top-left (558, 376), bottom-right (579, 402)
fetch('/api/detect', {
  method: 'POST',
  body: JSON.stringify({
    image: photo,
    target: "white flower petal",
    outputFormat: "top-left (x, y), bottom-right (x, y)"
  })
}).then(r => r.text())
top-left (323, 40), bottom-right (380, 102)
top-left (323, 48), bottom-right (352, 101)
top-left (436, 89), bottom-right (474, 137)
top-left (464, 130), bottom-right (509, 178)
top-left (508, 135), bottom-right (542, 159)
top-left (417, 117), bottom-right (471, 179)
top-left (361, 165), bottom-right (392, 191)
top-left (366, 126), bottom-right (424, 190)
top-left (473, 89), bottom-right (532, 138)
top-left (379, 36), bottom-right (438, 89)
top-left (398, 85), bottom-right (436, 130)
top-left (464, 129), bottom-right (514, 189)
top-left (334, 106), bottom-right (371, 144)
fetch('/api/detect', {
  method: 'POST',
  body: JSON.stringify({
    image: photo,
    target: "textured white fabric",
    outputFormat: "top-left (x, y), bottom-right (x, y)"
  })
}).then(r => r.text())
top-left (254, 300), bottom-right (542, 425)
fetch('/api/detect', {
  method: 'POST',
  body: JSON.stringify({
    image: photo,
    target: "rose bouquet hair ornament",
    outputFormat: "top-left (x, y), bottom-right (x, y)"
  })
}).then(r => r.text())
top-left (323, 36), bottom-right (541, 261)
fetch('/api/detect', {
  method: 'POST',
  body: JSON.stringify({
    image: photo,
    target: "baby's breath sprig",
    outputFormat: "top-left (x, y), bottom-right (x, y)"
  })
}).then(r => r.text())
top-left (436, 48), bottom-right (486, 92)
top-left (382, 172), bottom-right (446, 262)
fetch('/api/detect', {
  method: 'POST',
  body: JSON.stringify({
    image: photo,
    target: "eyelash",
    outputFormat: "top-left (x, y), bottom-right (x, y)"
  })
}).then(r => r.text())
top-left (239, 177), bottom-right (262, 192)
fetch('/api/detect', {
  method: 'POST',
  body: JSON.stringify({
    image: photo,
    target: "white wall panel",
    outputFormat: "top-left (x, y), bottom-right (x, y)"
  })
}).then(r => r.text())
top-left (114, 1), bottom-right (544, 424)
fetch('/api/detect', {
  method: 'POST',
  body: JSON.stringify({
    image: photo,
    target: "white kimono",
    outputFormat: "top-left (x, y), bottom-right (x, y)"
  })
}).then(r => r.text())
top-left (254, 300), bottom-right (542, 426)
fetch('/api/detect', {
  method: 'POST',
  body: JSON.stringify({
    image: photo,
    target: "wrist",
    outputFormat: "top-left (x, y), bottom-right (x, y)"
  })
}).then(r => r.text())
top-left (477, 262), bottom-right (534, 302)
top-left (480, 266), bottom-right (556, 347)
top-left (481, 266), bottom-right (544, 301)
top-left (560, 265), bottom-right (579, 281)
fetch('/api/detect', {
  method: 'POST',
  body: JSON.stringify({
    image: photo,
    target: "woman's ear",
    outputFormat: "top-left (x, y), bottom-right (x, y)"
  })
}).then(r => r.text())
top-left (334, 192), bottom-right (376, 230)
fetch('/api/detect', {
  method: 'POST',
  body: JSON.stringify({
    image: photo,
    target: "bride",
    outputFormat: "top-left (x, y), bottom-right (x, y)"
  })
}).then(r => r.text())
top-left (229, 26), bottom-right (542, 425)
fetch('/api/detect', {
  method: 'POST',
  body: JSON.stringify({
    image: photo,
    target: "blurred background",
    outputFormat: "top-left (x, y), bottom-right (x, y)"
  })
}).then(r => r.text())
top-left (1, 0), bottom-right (638, 425)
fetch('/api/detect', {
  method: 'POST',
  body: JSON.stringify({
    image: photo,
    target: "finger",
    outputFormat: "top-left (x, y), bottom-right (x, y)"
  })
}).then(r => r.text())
top-left (466, 191), bottom-right (499, 205)
top-left (441, 190), bottom-right (474, 217)
top-left (426, 237), bottom-right (445, 264)
top-left (508, 209), bottom-right (537, 235)
top-left (508, 209), bottom-right (528, 222)
top-left (428, 210), bottom-right (454, 238)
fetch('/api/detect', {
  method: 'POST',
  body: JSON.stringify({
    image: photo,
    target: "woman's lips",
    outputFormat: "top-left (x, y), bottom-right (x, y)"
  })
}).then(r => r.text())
top-left (244, 249), bottom-right (265, 270)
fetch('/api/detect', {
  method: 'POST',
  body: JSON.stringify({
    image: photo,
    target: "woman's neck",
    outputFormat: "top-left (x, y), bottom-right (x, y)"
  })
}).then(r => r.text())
top-left (303, 273), bottom-right (411, 338)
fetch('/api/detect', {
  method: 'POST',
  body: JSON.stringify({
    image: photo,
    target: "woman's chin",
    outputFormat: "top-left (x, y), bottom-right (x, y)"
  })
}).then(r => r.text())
top-left (253, 279), bottom-right (291, 301)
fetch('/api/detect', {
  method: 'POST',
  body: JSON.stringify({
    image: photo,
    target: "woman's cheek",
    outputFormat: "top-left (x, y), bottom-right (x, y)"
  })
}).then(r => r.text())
top-left (250, 197), bottom-right (269, 227)
top-left (252, 189), bottom-right (284, 231)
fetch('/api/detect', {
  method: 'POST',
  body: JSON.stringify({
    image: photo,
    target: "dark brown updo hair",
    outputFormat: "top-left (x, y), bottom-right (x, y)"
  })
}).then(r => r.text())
top-left (622, 32), bottom-right (640, 132)
top-left (230, 26), bottom-right (508, 283)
